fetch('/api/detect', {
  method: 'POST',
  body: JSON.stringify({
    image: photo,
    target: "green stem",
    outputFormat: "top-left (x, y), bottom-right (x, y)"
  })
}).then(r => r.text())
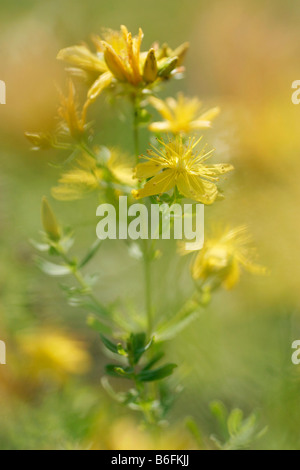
top-left (57, 243), bottom-right (110, 320)
top-left (133, 95), bottom-right (140, 162)
top-left (132, 96), bottom-right (154, 339)
top-left (143, 239), bottom-right (153, 339)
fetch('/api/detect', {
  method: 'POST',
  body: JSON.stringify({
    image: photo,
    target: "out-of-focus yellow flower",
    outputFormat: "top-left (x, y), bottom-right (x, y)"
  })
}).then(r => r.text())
top-left (132, 135), bottom-right (233, 204)
top-left (149, 93), bottom-right (220, 134)
top-left (57, 26), bottom-right (188, 102)
top-left (57, 80), bottom-right (90, 140)
top-left (41, 197), bottom-right (61, 241)
top-left (107, 149), bottom-right (136, 186)
top-left (52, 153), bottom-right (103, 201)
top-left (89, 417), bottom-right (197, 450)
top-left (186, 226), bottom-right (267, 289)
top-left (57, 44), bottom-right (107, 73)
top-left (17, 329), bottom-right (91, 382)
top-left (52, 149), bottom-right (135, 201)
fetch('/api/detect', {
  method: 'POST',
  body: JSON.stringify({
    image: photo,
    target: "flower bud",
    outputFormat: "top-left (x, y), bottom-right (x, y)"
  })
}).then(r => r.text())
top-left (25, 132), bottom-right (52, 151)
top-left (157, 56), bottom-right (178, 78)
top-left (102, 43), bottom-right (128, 82)
top-left (143, 49), bottom-right (158, 83)
top-left (41, 197), bottom-right (61, 241)
top-left (172, 42), bottom-right (189, 66)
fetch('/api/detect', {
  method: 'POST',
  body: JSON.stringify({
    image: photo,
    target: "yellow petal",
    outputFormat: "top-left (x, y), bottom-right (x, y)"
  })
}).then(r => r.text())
top-left (88, 71), bottom-right (113, 102)
top-left (189, 120), bottom-right (212, 130)
top-left (202, 164), bottom-right (234, 177)
top-left (223, 260), bottom-right (241, 289)
top-left (148, 121), bottom-right (172, 133)
top-left (126, 32), bottom-right (142, 84)
top-left (108, 149), bottom-right (136, 186)
top-left (134, 160), bottom-right (163, 179)
top-left (102, 43), bottom-right (129, 81)
top-left (133, 169), bottom-right (176, 199)
top-left (177, 174), bottom-right (218, 204)
top-left (57, 46), bottom-right (107, 73)
top-left (148, 96), bottom-right (173, 121)
top-left (198, 106), bottom-right (220, 121)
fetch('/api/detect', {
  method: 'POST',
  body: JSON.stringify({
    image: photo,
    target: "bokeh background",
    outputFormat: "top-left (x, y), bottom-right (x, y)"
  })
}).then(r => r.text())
top-left (1, 0), bottom-right (300, 450)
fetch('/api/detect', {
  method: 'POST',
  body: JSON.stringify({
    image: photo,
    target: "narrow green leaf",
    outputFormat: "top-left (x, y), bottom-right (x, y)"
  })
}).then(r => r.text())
top-left (100, 335), bottom-right (119, 355)
top-left (138, 363), bottom-right (177, 382)
top-left (142, 351), bottom-right (164, 371)
top-left (105, 364), bottom-right (134, 379)
top-left (36, 257), bottom-right (72, 277)
top-left (185, 417), bottom-right (205, 449)
top-left (29, 239), bottom-right (50, 252)
top-left (155, 310), bottom-right (199, 341)
top-left (228, 409), bottom-right (244, 437)
top-left (86, 315), bottom-right (113, 336)
top-left (79, 239), bottom-right (102, 268)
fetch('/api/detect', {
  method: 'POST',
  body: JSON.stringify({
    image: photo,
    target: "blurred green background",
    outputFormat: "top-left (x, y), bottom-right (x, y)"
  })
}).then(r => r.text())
top-left (1, 0), bottom-right (300, 450)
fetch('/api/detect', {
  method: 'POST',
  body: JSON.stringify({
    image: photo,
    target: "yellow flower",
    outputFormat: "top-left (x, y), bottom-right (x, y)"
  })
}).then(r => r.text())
top-left (52, 149), bottom-right (135, 201)
top-left (57, 26), bottom-right (188, 102)
top-left (57, 44), bottom-right (107, 73)
top-left (57, 80), bottom-right (90, 140)
top-left (107, 148), bottom-right (136, 186)
top-left (17, 329), bottom-right (91, 382)
top-left (187, 226), bottom-right (267, 289)
top-left (52, 153), bottom-right (103, 201)
top-left (149, 93), bottom-right (220, 134)
top-left (132, 136), bottom-right (233, 204)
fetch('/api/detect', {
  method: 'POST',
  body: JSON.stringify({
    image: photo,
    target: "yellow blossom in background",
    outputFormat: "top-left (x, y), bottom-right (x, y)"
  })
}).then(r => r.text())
top-left (187, 226), bottom-right (267, 289)
top-left (17, 329), bottom-right (91, 382)
top-left (57, 26), bottom-right (189, 103)
top-left (52, 149), bottom-right (136, 201)
top-left (57, 80), bottom-right (91, 140)
top-left (52, 153), bottom-right (103, 201)
top-left (149, 93), bottom-right (220, 134)
top-left (89, 417), bottom-right (197, 450)
top-left (132, 136), bottom-right (233, 203)
top-left (107, 148), bottom-right (136, 186)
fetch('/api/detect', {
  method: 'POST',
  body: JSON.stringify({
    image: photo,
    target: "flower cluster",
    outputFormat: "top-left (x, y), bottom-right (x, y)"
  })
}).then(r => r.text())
top-left (28, 24), bottom-right (267, 429)
top-left (57, 25), bottom-right (189, 103)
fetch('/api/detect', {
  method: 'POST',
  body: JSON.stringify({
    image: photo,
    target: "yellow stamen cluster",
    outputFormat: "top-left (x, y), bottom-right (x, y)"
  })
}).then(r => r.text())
top-left (132, 136), bottom-right (233, 204)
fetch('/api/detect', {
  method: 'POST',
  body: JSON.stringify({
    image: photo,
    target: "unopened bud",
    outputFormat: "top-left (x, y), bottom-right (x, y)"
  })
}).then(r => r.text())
top-left (41, 197), bottom-right (61, 241)
top-left (157, 56), bottom-right (178, 78)
top-left (143, 49), bottom-right (158, 83)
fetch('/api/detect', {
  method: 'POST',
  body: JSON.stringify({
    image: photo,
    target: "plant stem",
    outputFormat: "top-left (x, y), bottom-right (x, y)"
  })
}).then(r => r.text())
top-left (132, 96), bottom-right (154, 339)
top-left (57, 243), bottom-right (111, 321)
top-left (133, 95), bottom-right (140, 163)
top-left (143, 239), bottom-right (153, 339)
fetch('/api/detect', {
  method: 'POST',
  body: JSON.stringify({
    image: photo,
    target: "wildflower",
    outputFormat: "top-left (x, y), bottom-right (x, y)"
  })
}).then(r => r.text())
top-left (132, 136), bottom-right (233, 204)
top-left (149, 93), bottom-right (220, 134)
top-left (107, 149), bottom-right (136, 186)
top-left (52, 153), bottom-right (103, 201)
top-left (57, 44), bottom-right (107, 73)
top-left (57, 26), bottom-right (188, 102)
top-left (41, 197), bottom-right (61, 241)
top-left (186, 225), bottom-right (267, 289)
top-left (17, 329), bottom-right (91, 381)
top-left (52, 150), bottom-right (135, 201)
top-left (57, 80), bottom-right (90, 140)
